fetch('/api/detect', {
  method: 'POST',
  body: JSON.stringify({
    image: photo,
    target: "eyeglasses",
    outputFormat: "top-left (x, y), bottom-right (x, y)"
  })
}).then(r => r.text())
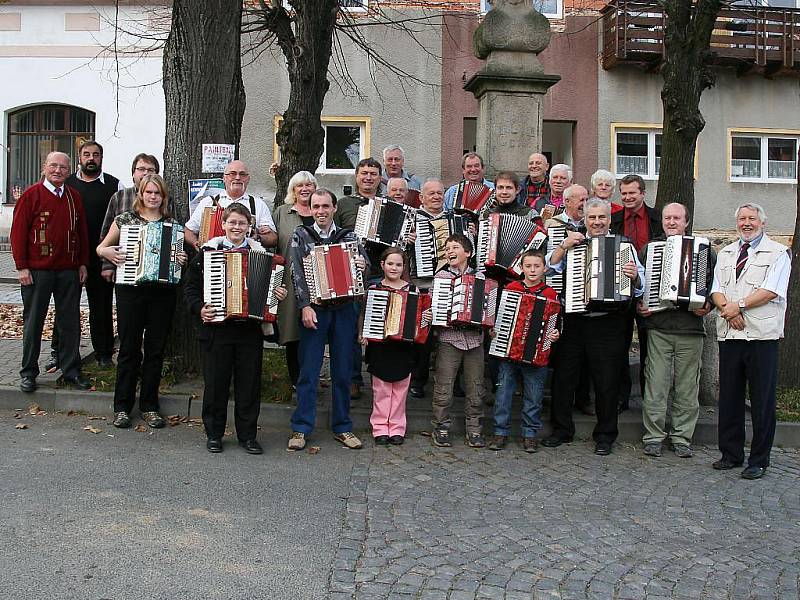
top-left (134, 166), bottom-right (157, 174)
top-left (224, 171), bottom-right (249, 178)
top-left (47, 164), bottom-right (69, 171)
top-left (224, 220), bottom-right (250, 227)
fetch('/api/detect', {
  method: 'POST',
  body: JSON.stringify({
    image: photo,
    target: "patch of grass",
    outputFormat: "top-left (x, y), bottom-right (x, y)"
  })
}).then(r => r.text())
top-left (262, 347), bottom-right (293, 404)
top-left (777, 388), bottom-right (800, 422)
top-left (79, 361), bottom-right (117, 391)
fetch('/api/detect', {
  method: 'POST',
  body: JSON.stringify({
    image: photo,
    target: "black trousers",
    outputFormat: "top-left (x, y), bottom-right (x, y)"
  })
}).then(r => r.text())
top-left (411, 330), bottom-right (435, 390)
top-left (50, 264), bottom-right (115, 361)
top-left (21, 269), bottom-right (82, 379)
top-left (618, 308), bottom-right (647, 405)
top-left (718, 340), bottom-right (778, 468)
top-left (550, 312), bottom-right (628, 444)
top-left (201, 326), bottom-right (263, 441)
top-left (113, 285), bottom-right (176, 414)
top-left (285, 340), bottom-right (300, 386)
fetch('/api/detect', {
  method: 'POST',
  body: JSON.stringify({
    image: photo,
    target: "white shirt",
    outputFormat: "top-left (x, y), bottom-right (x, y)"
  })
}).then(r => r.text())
top-left (42, 179), bottom-right (62, 196)
top-left (185, 192), bottom-right (276, 234)
top-left (75, 170), bottom-right (126, 191)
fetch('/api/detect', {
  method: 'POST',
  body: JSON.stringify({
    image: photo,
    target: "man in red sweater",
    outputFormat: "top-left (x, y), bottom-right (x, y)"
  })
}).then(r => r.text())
top-left (11, 151), bottom-right (91, 392)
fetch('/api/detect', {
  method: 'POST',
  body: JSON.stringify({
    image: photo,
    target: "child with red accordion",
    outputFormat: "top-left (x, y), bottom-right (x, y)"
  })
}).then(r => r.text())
top-left (360, 247), bottom-right (431, 446)
top-left (489, 249), bottom-right (560, 453)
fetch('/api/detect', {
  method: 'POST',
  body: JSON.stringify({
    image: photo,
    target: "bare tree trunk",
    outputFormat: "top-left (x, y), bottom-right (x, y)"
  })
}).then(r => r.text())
top-left (163, 0), bottom-right (246, 372)
top-left (655, 0), bottom-right (721, 227)
top-left (778, 146), bottom-right (800, 388)
top-left (267, 1), bottom-right (338, 206)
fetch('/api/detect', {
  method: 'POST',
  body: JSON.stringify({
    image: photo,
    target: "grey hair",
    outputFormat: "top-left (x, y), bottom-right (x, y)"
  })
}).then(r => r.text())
top-left (386, 177), bottom-right (408, 189)
top-left (284, 170), bottom-right (318, 205)
top-left (735, 202), bottom-right (767, 223)
top-left (382, 145), bottom-right (405, 160)
top-left (550, 163), bottom-right (573, 183)
top-left (584, 198), bottom-right (611, 216)
top-left (563, 184), bottom-right (587, 201)
top-left (423, 177), bottom-right (443, 187)
top-left (590, 169), bottom-right (615, 189)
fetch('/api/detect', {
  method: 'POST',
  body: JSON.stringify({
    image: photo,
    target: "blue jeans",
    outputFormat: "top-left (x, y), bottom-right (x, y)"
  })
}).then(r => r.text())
top-left (292, 303), bottom-right (356, 435)
top-left (493, 361), bottom-right (547, 438)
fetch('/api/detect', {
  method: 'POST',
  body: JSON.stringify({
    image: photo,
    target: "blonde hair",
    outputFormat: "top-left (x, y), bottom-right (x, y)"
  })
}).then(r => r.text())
top-left (133, 173), bottom-right (172, 218)
top-left (284, 171), bottom-right (317, 205)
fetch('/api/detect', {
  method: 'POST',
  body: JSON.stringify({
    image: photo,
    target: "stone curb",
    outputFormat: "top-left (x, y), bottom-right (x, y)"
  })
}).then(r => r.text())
top-left (3, 385), bottom-right (800, 448)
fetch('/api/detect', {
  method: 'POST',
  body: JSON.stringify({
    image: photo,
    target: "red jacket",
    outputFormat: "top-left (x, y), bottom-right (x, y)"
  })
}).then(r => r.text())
top-left (11, 182), bottom-right (89, 271)
top-left (505, 279), bottom-right (558, 301)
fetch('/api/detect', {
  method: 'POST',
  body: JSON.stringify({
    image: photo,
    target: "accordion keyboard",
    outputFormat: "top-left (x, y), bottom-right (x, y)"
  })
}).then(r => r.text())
top-left (116, 224), bottom-right (142, 285)
top-left (363, 289), bottom-right (390, 339)
top-left (431, 278), bottom-right (452, 326)
top-left (546, 226), bottom-right (567, 294)
top-left (565, 245), bottom-right (587, 313)
top-left (643, 241), bottom-right (667, 312)
top-left (204, 251), bottom-right (228, 322)
top-left (491, 290), bottom-right (521, 356)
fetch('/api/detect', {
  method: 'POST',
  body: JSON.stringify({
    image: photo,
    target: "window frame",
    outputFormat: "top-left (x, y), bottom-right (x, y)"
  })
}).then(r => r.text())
top-left (728, 128), bottom-right (800, 184)
top-left (480, 0), bottom-right (563, 20)
top-left (272, 115), bottom-right (371, 175)
top-left (611, 124), bottom-right (662, 180)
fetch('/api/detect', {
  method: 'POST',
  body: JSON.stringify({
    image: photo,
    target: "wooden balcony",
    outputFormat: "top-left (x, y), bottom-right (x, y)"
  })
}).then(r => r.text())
top-left (601, 0), bottom-right (800, 77)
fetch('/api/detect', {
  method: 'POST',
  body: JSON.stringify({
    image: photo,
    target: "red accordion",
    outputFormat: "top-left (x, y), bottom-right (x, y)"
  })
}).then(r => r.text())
top-left (490, 290), bottom-right (561, 367)
top-left (199, 205), bottom-right (225, 244)
top-left (431, 273), bottom-right (498, 328)
top-left (302, 241), bottom-right (365, 304)
top-left (361, 287), bottom-right (431, 344)
top-left (453, 181), bottom-right (494, 215)
top-left (477, 213), bottom-right (547, 277)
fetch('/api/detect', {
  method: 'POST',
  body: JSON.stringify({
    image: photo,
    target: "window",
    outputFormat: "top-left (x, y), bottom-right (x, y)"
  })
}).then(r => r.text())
top-left (6, 104), bottom-right (95, 202)
top-left (481, 0), bottom-right (562, 20)
top-left (272, 116), bottom-right (371, 174)
top-left (730, 131), bottom-right (798, 183)
top-left (614, 128), bottom-right (661, 179)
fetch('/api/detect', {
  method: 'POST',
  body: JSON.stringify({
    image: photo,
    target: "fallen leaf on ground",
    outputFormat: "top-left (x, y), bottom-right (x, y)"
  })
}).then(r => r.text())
top-left (15, 423), bottom-right (28, 429)
top-left (87, 416), bottom-right (106, 421)
top-left (83, 426), bottom-right (102, 434)
top-left (167, 415), bottom-right (182, 426)
top-left (14, 413), bottom-right (21, 419)
top-left (28, 403), bottom-right (41, 415)
top-left (308, 446), bottom-right (321, 454)
top-left (134, 424), bottom-right (147, 432)
top-left (67, 410), bottom-right (76, 417)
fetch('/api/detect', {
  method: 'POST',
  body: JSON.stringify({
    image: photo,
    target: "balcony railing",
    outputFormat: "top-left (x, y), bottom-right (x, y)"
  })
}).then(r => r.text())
top-left (602, 0), bottom-right (800, 77)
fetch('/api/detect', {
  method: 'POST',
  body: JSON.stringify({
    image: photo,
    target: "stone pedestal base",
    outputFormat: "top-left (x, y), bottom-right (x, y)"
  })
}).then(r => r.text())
top-left (464, 72), bottom-right (560, 179)
top-left (700, 313), bottom-right (719, 406)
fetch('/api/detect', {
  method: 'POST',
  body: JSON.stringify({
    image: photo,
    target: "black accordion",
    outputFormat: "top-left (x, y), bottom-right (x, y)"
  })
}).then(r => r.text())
top-left (643, 235), bottom-right (712, 312)
top-left (354, 198), bottom-right (415, 248)
top-left (476, 213), bottom-right (546, 277)
top-left (565, 234), bottom-right (635, 313)
top-left (116, 221), bottom-right (184, 286)
top-left (203, 248), bottom-right (285, 322)
top-left (413, 213), bottom-right (472, 278)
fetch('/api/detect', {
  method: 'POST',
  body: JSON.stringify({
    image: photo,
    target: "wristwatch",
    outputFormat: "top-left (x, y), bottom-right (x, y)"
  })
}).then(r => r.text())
top-left (738, 298), bottom-right (746, 312)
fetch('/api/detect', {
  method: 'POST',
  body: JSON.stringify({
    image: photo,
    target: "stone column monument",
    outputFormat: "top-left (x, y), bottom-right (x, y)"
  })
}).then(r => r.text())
top-left (464, 0), bottom-right (561, 180)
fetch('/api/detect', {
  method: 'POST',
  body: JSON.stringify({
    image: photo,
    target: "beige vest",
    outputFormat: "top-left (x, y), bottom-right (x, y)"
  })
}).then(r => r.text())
top-left (714, 234), bottom-right (788, 340)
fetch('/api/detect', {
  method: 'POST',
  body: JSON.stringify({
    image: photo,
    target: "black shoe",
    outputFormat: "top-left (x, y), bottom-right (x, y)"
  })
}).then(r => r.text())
top-left (389, 435), bottom-right (404, 446)
top-left (409, 386), bottom-right (425, 398)
top-left (60, 375), bottom-right (91, 390)
top-left (466, 433), bottom-right (485, 448)
top-left (206, 438), bottom-right (223, 453)
top-left (541, 436), bottom-right (570, 448)
top-left (374, 435), bottom-right (390, 446)
top-left (741, 465), bottom-right (766, 480)
top-left (239, 439), bottom-right (263, 454)
top-left (96, 356), bottom-right (113, 368)
top-left (44, 357), bottom-right (58, 373)
top-left (20, 376), bottom-right (37, 393)
top-left (594, 442), bottom-right (612, 456)
top-left (712, 458), bottom-right (743, 470)
top-left (432, 428), bottom-right (451, 447)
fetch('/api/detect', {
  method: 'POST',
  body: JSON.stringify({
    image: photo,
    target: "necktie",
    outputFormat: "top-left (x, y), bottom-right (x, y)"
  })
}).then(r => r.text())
top-left (55, 187), bottom-right (62, 198)
top-left (735, 242), bottom-right (750, 279)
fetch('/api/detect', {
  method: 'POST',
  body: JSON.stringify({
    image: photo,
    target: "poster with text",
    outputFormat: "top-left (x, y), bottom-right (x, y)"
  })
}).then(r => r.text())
top-left (201, 143), bottom-right (235, 174)
top-left (188, 178), bottom-right (226, 217)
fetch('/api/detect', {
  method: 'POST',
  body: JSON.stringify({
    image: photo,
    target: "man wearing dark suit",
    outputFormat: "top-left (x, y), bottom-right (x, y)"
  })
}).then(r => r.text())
top-left (610, 174), bottom-right (664, 412)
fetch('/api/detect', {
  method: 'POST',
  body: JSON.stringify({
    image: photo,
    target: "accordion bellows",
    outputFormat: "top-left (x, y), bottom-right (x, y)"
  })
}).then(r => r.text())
top-left (354, 198), bottom-right (415, 248)
top-left (302, 241), bottom-right (365, 304)
top-left (477, 213), bottom-right (547, 277)
top-left (203, 248), bottom-right (285, 322)
top-left (453, 181), bottom-right (494, 215)
top-left (199, 205), bottom-right (224, 245)
top-left (643, 235), bottom-right (712, 312)
top-left (116, 221), bottom-right (184, 286)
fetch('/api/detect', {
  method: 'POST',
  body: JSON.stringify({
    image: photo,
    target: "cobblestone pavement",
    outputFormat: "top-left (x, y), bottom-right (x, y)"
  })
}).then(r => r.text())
top-left (330, 437), bottom-right (800, 600)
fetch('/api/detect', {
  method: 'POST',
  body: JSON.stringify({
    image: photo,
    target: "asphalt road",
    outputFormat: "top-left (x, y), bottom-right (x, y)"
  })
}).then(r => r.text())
top-left (2, 411), bottom-right (358, 600)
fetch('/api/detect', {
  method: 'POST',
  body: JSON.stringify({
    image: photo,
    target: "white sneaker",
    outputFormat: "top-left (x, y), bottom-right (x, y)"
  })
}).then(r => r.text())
top-left (334, 431), bottom-right (363, 449)
top-left (287, 432), bottom-right (306, 451)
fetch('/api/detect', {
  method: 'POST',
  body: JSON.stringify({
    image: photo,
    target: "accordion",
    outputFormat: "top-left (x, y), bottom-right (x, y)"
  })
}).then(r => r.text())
top-left (414, 213), bottom-right (472, 278)
top-left (199, 204), bottom-right (225, 245)
top-left (354, 198), bottom-right (415, 248)
top-left (477, 213), bottom-right (546, 277)
top-left (361, 287), bottom-right (431, 344)
top-left (490, 291), bottom-right (561, 367)
top-left (431, 273), bottom-right (498, 328)
top-left (203, 249), bottom-right (285, 322)
top-left (564, 235), bottom-right (635, 314)
top-left (302, 241), bottom-right (365, 304)
top-left (116, 221), bottom-right (184, 286)
top-left (538, 203), bottom-right (565, 222)
top-left (453, 181), bottom-right (494, 215)
top-left (545, 225), bottom-right (567, 294)
top-left (643, 235), bottom-right (712, 312)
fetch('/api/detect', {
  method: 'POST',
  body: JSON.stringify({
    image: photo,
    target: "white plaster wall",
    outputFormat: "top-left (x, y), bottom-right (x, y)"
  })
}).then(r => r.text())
top-left (0, 4), bottom-right (165, 230)
top-left (597, 64), bottom-right (800, 233)
top-left (240, 8), bottom-right (443, 203)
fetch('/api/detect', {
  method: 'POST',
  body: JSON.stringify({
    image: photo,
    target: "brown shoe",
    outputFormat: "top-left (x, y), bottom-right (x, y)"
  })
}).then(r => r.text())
top-left (350, 383), bottom-right (362, 399)
top-left (488, 435), bottom-right (507, 451)
top-left (523, 437), bottom-right (539, 453)
top-left (334, 431), bottom-right (363, 449)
